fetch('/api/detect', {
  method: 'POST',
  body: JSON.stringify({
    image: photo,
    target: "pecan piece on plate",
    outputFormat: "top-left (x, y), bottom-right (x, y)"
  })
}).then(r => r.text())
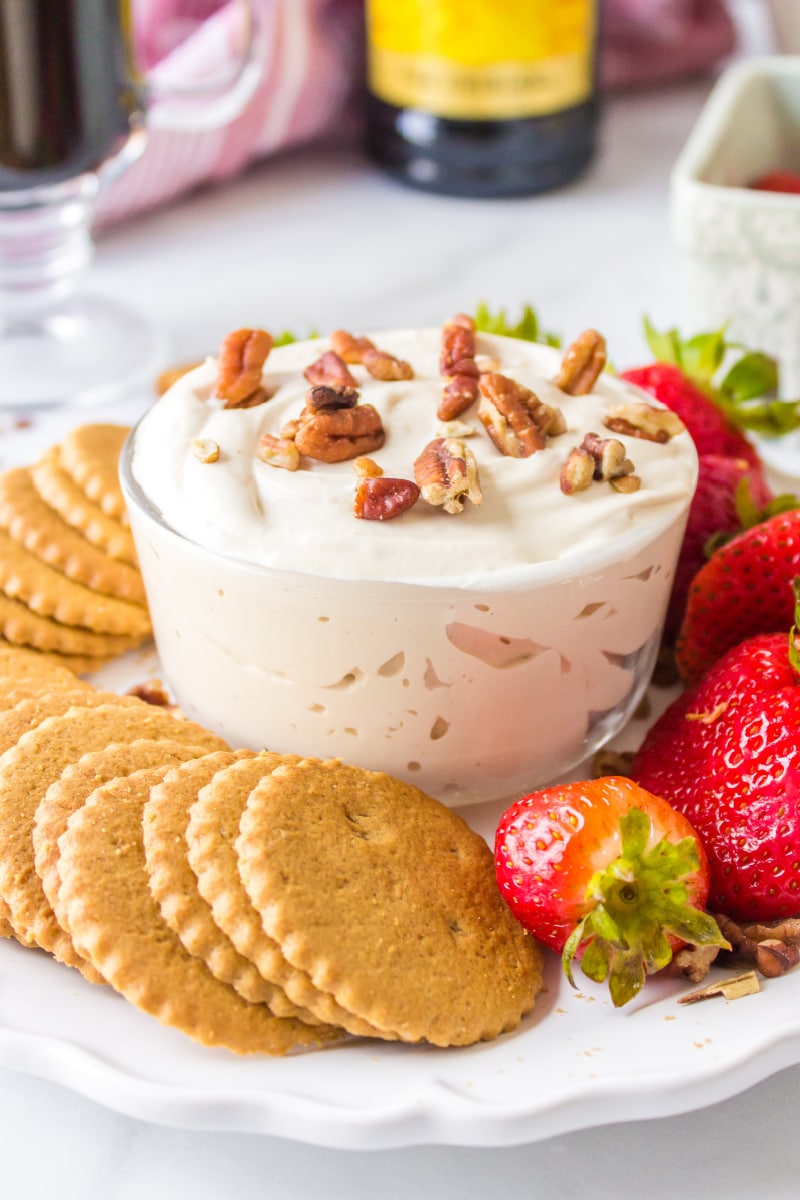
top-left (414, 437), bottom-right (483, 515)
top-left (354, 476), bottom-right (420, 520)
top-left (362, 347), bottom-right (414, 381)
top-left (216, 328), bottom-right (273, 407)
top-left (295, 404), bottom-right (385, 463)
top-left (304, 350), bottom-right (358, 390)
top-left (604, 401), bottom-right (686, 443)
top-left (478, 372), bottom-right (566, 458)
top-left (258, 433), bottom-right (301, 471)
top-left (555, 329), bottom-right (607, 396)
top-left (330, 329), bottom-right (376, 364)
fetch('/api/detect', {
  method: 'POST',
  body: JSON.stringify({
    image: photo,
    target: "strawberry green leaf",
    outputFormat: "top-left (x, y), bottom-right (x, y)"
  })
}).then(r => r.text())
top-left (720, 351), bottom-right (779, 404)
top-left (474, 302), bottom-right (561, 347)
top-left (274, 327), bottom-right (318, 346)
top-left (643, 316), bottom-right (682, 367)
top-left (560, 808), bottom-right (729, 1007)
top-left (678, 329), bottom-right (728, 386)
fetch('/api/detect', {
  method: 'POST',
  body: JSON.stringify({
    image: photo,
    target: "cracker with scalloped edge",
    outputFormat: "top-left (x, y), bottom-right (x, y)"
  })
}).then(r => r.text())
top-left (0, 468), bottom-right (146, 605)
top-left (0, 594), bottom-right (145, 659)
top-left (0, 643), bottom-right (93, 691)
top-left (58, 424), bottom-right (130, 524)
top-left (145, 751), bottom-right (321, 1022)
top-left (0, 636), bottom-right (114, 679)
top-left (237, 758), bottom-right (543, 1047)
top-left (186, 753), bottom-right (391, 1040)
top-left (0, 697), bottom-right (228, 974)
top-left (0, 530), bottom-right (150, 637)
top-left (34, 737), bottom-right (216, 977)
top-left (31, 448), bottom-right (137, 566)
top-left (59, 767), bottom-right (344, 1054)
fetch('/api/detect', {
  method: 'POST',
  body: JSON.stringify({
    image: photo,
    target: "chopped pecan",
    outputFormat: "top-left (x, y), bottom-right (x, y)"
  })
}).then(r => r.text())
top-left (304, 350), bottom-right (357, 389)
top-left (216, 328), bottom-right (273, 406)
top-left (295, 404), bottom-right (385, 463)
top-left (478, 372), bottom-right (566, 458)
top-left (127, 678), bottom-right (175, 709)
top-left (437, 419), bottom-right (476, 439)
top-left (581, 432), bottom-right (635, 481)
top-left (305, 384), bottom-right (359, 412)
top-left (610, 473), bottom-right (642, 494)
top-left (414, 437), bottom-right (483, 515)
top-left (352, 456), bottom-right (383, 478)
top-left (440, 314), bottom-right (477, 374)
top-left (604, 401), bottom-right (686, 443)
top-left (354, 476), bottom-right (420, 520)
top-left (280, 417), bottom-right (302, 440)
top-left (560, 446), bottom-right (595, 495)
top-left (438, 373), bottom-right (481, 421)
top-left (258, 433), bottom-right (300, 471)
top-left (555, 329), bottom-right (607, 395)
top-left (190, 438), bottom-right (220, 464)
top-left (362, 347), bottom-right (414, 381)
top-left (330, 329), bottom-right (376, 363)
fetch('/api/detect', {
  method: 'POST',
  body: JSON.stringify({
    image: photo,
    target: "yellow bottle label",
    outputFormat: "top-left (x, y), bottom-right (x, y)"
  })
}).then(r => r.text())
top-left (366, 0), bottom-right (596, 120)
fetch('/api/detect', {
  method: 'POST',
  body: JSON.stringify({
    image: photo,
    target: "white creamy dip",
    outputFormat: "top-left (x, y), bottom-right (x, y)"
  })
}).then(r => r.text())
top-left (131, 330), bottom-right (697, 587)
top-left (125, 328), bottom-right (698, 805)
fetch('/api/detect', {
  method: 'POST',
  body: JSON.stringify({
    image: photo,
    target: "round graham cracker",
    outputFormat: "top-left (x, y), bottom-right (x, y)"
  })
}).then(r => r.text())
top-left (0, 592), bottom-right (146, 660)
top-left (0, 527), bottom-right (150, 638)
top-left (0, 698), bottom-right (228, 973)
top-left (0, 468), bottom-right (146, 605)
top-left (35, 738), bottom-right (213, 977)
top-left (59, 767), bottom-right (344, 1055)
top-left (186, 754), bottom-right (391, 1040)
top-left (237, 759), bottom-right (543, 1047)
top-left (0, 634), bottom-right (116, 677)
top-left (0, 644), bottom-right (90, 689)
top-left (31, 448), bottom-right (137, 566)
top-left (58, 424), bottom-right (130, 523)
top-left (144, 751), bottom-right (323, 1023)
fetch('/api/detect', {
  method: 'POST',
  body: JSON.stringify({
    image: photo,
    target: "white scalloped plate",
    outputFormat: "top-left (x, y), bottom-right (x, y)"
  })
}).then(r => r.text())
top-left (0, 650), bottom-right (797, 1150)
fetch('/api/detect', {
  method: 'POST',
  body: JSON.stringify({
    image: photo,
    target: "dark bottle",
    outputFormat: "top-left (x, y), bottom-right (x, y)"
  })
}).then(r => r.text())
top-left (0, 0), bottom-right (142, 191)
top-left (364, 1), bottom-right (599, 199)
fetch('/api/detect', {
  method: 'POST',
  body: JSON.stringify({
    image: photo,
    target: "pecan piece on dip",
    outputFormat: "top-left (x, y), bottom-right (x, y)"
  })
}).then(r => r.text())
top-left (555, 329), bottom-right (607, 396)
top-left (438, 312), bottom-right (480, 421)
top-left (414, 437), bottom-right (483, 515)
top-left (478, 372), bottom-right (566, 458)
top-left (216, 328), bottom-right (273, 408)
top-left (295, 395), bottom-right (385, 464)
top-left (329, 329), bottom-right (376, 363)
top-left (354, 476), bottom-right (420, 521)
top-left (303, 350), bottom-right (357, 389)
top-left (604, 401), bottom-right (685, 443)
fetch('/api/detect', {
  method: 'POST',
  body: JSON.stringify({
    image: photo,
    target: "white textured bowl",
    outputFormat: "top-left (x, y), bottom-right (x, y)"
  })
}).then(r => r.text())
top-left (671, 56), bottom-right (800, 472)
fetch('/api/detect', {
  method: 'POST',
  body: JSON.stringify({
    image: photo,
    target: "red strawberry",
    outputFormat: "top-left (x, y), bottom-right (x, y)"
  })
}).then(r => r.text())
top-left (494, 776), bottom-right (726, 1007)
top-left (751, 169), bottom-right (800, 194)
top-left (664, 454), bottom-right (773, 642)
top-left (675, 511), bottom-right (800, 682)
top-left (632, 622), bottom-right (800, 920)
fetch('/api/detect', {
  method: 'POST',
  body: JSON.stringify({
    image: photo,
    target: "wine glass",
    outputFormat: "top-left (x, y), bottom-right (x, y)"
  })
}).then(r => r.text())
top-left (0, 0), bottom-right (264, 409)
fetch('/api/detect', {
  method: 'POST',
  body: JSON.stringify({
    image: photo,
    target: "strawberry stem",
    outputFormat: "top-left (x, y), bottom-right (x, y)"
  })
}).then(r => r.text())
top-left (562, 809), bottom-right (729, 1007)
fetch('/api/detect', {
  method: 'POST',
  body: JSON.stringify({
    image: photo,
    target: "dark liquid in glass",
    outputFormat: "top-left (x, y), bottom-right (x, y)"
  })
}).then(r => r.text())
top-left (0, 0), bottom-right (142, 191)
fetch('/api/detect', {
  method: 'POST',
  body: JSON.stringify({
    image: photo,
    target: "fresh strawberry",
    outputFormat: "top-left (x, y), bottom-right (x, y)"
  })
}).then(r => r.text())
top-left (664, 455), bottom-right (774, 642)
top-left (675, 510), bottom-right (800, 682)
top-left (620, 319), bottom-right (800, 458)
top-left (494, 776), bottom-right (726, 1007)
top-left (751, 169), bottom-right (800, 194)
top-left (632, 610), bottom-right (800, 920)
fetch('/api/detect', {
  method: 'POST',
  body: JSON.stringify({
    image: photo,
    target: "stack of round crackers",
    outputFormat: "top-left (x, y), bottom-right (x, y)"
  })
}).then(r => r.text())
top-left (0, 423), bottom-right (151, 675)
top-left (0, 648), bottom-right (542, 1055)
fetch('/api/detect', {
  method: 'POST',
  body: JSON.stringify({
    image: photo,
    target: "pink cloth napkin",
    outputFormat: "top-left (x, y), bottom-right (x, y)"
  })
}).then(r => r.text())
top-left (97, 0), bottom-right (736, 225)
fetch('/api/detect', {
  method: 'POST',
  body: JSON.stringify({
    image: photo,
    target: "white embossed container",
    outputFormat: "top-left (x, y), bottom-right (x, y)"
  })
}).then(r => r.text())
top-left (671, 56), bottom-right (800, 472)
top-left (121, 330), bottom-right (697, 805)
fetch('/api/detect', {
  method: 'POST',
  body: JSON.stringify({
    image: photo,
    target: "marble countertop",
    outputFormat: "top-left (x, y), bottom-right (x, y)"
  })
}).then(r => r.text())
top-left (4, 6), bottom-right (800, 1196)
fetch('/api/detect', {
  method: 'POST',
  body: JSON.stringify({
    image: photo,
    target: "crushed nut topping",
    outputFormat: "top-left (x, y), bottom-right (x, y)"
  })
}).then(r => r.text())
top-left (414, 437), bottom-right (483, 515)
top-left (330, 329), bottom-right (376, 363)
top-left (304, 350), bottom-right (357, 390)
top-left (191, 438), bottom-right (221, 464)
top-left (610, 474), bottom-right (642, 494)
top-left (295, 403), bottom-right (385, 463)
top-left (438, 372), bottom-right (481, 422)
top-left (437, 313), bottom-right (480, 421)
top-left (280, 417), bottom-right (302, 441)
top-left (258, 433), bottom-right (301, 471)
top-left (216, 328), bottom-right (273, 407)
top-left (604, 401), bottom-right (686, 443)
top-left (354, 476), bottom-right (420, 520)
top-left (678, 971), bottom-right (760, 1005)
top-left (478, 372), bottom-right (566, 458)
top-left (305, 384), bottom-right (359, 412)
top-left (555, 329), bottom-right (607, 395)
top-left (439, 313), bottom-right (476, 374)
top-left (560, 446), bottom-right (595, 495)
top-left (362, 347), bottom-right (414, 381)
top-left (715, 912), bottom-right (800, 979)
top-left (353, 456), bottom-right (383, 478)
